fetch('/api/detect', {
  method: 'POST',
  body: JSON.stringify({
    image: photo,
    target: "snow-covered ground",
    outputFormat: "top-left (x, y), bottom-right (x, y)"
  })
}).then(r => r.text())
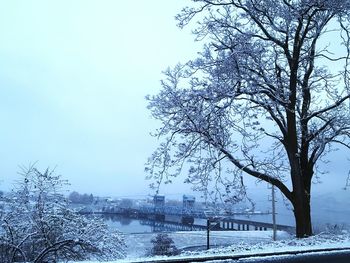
top-left (72, 229), bottom-right (350, 262)
top-left (178, 230), bottom-right (350, 260)
top-left (124, 230), bottom-right (291, 258)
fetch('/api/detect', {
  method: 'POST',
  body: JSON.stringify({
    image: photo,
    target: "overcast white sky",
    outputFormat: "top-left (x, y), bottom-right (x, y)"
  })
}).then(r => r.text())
top-left (0, 1), bottom-right (349, 200)
top-left (0, 0), bottom-right (200, 197)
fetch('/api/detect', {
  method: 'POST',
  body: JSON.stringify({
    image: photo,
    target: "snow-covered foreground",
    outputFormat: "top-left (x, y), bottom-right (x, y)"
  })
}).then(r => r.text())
top-left (72, 230), bottom-right (350, 262)
top-left (124, 230), bottom-right (291, 258)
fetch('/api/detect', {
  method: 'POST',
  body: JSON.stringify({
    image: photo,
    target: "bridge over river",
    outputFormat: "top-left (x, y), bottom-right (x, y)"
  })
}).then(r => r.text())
top-left (135, 216), bottom-right (294, 233)
top-left (93, 206), bottom-right (295, 233)
top-left (79, 194), bottom-right (294, 233)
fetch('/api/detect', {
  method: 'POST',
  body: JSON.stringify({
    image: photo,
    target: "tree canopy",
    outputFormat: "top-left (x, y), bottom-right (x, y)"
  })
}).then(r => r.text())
top-left (146, 0), bottom-right (350, 237)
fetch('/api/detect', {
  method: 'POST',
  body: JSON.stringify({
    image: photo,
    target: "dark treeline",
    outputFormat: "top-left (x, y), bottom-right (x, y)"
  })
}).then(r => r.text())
top-left (68, 191), bottom-right (94, 204)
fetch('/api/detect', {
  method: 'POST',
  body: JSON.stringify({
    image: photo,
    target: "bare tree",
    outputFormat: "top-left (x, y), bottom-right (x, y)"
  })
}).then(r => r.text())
top-left (0, 166), bottom-right (126, 262)
top-left (146, 0), bottom-right (350, 238)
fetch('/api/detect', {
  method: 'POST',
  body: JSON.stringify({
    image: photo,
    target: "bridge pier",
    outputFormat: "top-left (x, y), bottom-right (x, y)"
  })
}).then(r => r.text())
top-left (222, 220), bottom-right (236, 230)
top-left (208, 220), bottom-right (268, 231)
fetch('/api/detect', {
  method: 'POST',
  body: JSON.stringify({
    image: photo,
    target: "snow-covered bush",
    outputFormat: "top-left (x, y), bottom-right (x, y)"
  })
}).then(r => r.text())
top-left (324, 224), bottom-right (348, 235)
top-left (0, 166), bottom-right (126, 262)
top-left (150, 233), bottom-right (180, 256)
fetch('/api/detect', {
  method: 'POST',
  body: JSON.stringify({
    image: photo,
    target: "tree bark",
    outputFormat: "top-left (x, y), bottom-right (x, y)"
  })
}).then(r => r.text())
top-left (287, 153), bottom-right (314, 237)
top-left (292, 189), bottom-right (313, 238)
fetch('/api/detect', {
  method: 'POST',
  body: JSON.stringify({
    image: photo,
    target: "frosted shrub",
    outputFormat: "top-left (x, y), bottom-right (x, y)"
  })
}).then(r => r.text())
top-left (150, 233), bottom-right (180, 256)
top-left (324, 223), bottom-right (348, 235)
top-left (0, 166), bottom-right (126, 263)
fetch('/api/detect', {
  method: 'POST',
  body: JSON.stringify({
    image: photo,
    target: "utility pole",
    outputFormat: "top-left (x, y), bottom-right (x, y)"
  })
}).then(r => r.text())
top-left (207, 219), bottom-right (210, 250)
top-left (344, 172), bottom-right (350, 190)
top-left (272, 184), bottom-right (277, 241)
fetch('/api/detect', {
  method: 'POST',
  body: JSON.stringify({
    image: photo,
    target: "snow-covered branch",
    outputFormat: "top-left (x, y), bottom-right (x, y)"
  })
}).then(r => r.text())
top-left (0, 166), bottom-right (126, 262)
top-left (147, 0), bottom-right (350, 238)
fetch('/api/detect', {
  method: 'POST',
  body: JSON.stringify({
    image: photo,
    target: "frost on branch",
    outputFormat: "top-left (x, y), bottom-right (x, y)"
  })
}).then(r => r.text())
top-left (146, 0), bottom-right (350, 237)
top-left (0, 165), bottom-right (126, 262)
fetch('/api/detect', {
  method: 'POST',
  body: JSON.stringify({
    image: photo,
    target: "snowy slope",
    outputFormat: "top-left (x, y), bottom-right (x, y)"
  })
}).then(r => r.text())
top-left (71, 230), bottom-right (350, 262)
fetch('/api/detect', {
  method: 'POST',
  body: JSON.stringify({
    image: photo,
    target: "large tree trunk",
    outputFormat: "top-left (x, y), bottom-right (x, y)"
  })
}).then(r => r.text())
top-left (292, 190), bottom-right (312, 238)
top-left (287, 154), bottom-right (313, 238)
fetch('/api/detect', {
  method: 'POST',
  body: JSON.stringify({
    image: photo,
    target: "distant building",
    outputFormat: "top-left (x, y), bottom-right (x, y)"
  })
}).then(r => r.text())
top-left (153, 195), bottom-right (165, 208)
top-left (153, 195), bottom-right (165, 218)
top-left (183, 195), bottom-right (195, 209)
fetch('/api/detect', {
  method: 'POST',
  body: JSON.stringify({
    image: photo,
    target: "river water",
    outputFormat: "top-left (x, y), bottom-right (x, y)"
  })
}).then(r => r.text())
top-left (101, 213), bottom-right (294, 234)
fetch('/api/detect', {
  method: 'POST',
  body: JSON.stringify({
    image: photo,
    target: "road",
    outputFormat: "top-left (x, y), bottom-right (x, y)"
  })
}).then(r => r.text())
top-left (212, 250), bottom-right (350, 263)
top-left (128, 249), bottom-right (350, 263)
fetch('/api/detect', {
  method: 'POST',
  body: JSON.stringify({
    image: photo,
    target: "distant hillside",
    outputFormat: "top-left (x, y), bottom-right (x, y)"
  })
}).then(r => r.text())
top-left (311, 190), bottom-right (350, 227)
